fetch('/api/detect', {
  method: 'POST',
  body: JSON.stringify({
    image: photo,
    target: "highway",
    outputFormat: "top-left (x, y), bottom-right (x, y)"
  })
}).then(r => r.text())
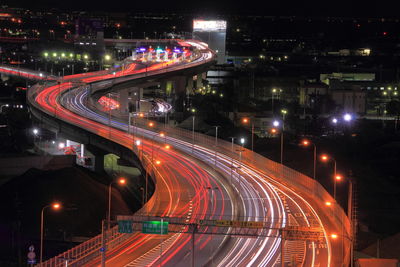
top-left (20, 39), bottom-right (349, 266)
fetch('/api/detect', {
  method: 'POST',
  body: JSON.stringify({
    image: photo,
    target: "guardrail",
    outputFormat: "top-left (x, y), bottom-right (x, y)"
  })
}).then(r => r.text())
top-left (30, 40), bottom-right (349, 266)
top-left (0, 64), bottom-right (56, 80)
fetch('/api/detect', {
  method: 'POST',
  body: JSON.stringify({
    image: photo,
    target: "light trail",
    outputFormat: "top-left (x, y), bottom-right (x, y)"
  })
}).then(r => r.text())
top-left (29, 39), bottom-right (339, 267)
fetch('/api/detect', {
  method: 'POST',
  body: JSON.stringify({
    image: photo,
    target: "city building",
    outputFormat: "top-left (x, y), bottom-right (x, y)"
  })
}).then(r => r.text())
top-left (193, 19), bottom-right (227, 64)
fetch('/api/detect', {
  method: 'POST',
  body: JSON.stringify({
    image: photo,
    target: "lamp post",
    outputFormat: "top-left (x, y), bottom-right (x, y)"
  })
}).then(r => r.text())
top-left (0, 104), bottom-right (9, 113)
top-left (40, 202), bottom-right (61, 266)
top-left (281, 109), bottom-right (287, 131)
top-left (213, 126), bottom-right (220, 166)
top-left (331, 117), bottom-right (338, 135)
top-left (300, 139), bottom-right (317, 180)
top-left (272, 120), bottom-right (284, 164)
top-left (320, 154), bottom-right (339, 200)
top-left (241, 118), bottom-right (254, 151)
top-left (108, 178), bottom-right (126, 229)
top-left (191, 108), bottom-right (196, 152)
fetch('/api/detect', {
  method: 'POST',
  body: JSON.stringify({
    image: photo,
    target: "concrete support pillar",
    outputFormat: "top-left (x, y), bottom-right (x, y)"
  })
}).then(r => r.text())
top-left (81, 144), bottom-right (85, 159)
top-left (119, 89), bottom-right (130, 114)
top-left (196, 74), bottom-right (203, 89)
top-left (94, 154), bottom-right (104, 173)
top-left (86, 144), bottom-right (107, 174)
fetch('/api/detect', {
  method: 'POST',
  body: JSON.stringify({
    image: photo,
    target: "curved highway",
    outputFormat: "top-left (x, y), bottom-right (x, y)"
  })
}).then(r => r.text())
top-left (21, 39), bottom-right (349, 266)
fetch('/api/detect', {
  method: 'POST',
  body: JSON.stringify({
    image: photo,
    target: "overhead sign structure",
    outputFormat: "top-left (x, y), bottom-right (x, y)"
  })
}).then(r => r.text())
top-left (142, 221), bottom-right (169, 235)
top-left (118, 220), bottom-right (133, 234)
top-left (193, 20), bottom-right (227, 32)
top-left (199, 219), bottom-right (264, 229)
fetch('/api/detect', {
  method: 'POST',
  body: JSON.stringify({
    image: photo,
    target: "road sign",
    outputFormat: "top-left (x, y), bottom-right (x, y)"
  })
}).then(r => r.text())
top-left (27, 259), bottom-right (36, 264)
top-left (27, 244), bottom-right (36, 264)
top-left (142, 221), bottom-right (169, 234)
top-left (118, 220), bottom-right (133, 233)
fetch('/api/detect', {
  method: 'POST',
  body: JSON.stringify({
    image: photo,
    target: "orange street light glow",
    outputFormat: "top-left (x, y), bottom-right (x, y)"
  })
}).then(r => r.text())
top-left (155, 160), bottom-right (161, 165)
top-left (335, 175), bottom-right (342, 181)
top-left (159, 132), bottom-right (165, 137)
top-left (270, 128), bottom-right (277, 134)
top-left (165, 145), bottom-right (171, 149)
top-left (139, 113), bottom-right (144, 118)
top-left (242, 118), bottom-right (249, 123)
top-left (52, 203), bottom-right (61, 210)
top-left (302, 139), bottom-right (310, 146)
top-left (320, 154), bottom-right (329, 161)
top-left (148, 122), bottom-right (154, 127)
top-left (118, 178), bottom-right (126, 185)
top-left (325, 201), bottom-right (332, 206)
top-left (331, 233), bottom-right (338, 239)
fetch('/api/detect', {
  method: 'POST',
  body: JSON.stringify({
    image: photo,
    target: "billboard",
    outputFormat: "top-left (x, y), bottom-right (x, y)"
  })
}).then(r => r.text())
top-left (193, 20), bottom-right (227, 32)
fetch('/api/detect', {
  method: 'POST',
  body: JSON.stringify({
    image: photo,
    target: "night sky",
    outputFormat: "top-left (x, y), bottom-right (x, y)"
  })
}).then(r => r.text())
top-left (4, 0), bottom-right (400, 17)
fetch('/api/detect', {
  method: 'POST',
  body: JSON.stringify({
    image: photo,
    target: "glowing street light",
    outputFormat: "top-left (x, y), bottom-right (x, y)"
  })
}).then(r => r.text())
top-left (343, 113), bottom-right (352, 122)
top-left (300, 139), bottom-right (317, 180)
top-left (242, 117), bottom-right (254, 151)
top-left (108, 178), bottom-right (127, 229)
top-left (320, 154), bottom-right (339, 200)
top-left (32, 128), bottom-right (39, 135)
top-left (240, 137), bottom-right (245, 145)
top-left (40, 202), bottom-right (62, 265)
top-left (58, 142), bottom-right (65, 149)
top-left (325, 201), bottom-right (332, 207)
top-left (104, 54), bottom-right (111, 61)
top-left (330, 233), bottom-right (338, 239)
top-left (272, 120), bottom-right (284, 164)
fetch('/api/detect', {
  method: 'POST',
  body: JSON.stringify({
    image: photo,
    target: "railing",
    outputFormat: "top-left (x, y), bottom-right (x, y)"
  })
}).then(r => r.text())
top-left (30, 40), bottom-right (349, 266)
top-left (0, 64), bottom-right (56, 80)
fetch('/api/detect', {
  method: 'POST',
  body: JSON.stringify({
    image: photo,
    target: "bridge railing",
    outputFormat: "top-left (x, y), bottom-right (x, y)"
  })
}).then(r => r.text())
top-left (130, 117), bottom-right (351, 238)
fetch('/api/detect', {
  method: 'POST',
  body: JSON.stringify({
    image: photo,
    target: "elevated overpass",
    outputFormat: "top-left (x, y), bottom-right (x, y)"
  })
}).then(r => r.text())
top-left (2, 39), bottom-right (351, 266)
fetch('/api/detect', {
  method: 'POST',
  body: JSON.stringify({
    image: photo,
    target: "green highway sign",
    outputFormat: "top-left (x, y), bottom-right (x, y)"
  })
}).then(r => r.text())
top-left (118, 220), bottom-right (133, 233)
top-left (142, 221), bottom-right (169, 235)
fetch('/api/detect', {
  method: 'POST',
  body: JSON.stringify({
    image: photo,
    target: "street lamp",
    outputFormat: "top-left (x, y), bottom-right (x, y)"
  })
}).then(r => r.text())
top-left (320, 154), bottom-right (340, 200)
top-left (40, 202), bottom-right (62, 266)
top-left (300, 139), bottom-right (317, 180)
top-left (212, 125), bottom-right (220, 166)
top-left (242, 118), bottom-right (254, 151)
top-left (191, 108), bottom-right (196, 152)
top-left (343, 113), bottom-right (352, 122)
top-left (281, 109), bottom-right (288, 127)
top-left (272, 120), bottom-right (284, 164)
top-left (0, 104), bottom-right (9, 113)
top-left (108, 178), bottom-right (127, 229)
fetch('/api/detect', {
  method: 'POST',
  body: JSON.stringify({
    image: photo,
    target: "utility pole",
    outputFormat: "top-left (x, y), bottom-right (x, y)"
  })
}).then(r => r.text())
top-left (281, 229), bottom-right (285, 267)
